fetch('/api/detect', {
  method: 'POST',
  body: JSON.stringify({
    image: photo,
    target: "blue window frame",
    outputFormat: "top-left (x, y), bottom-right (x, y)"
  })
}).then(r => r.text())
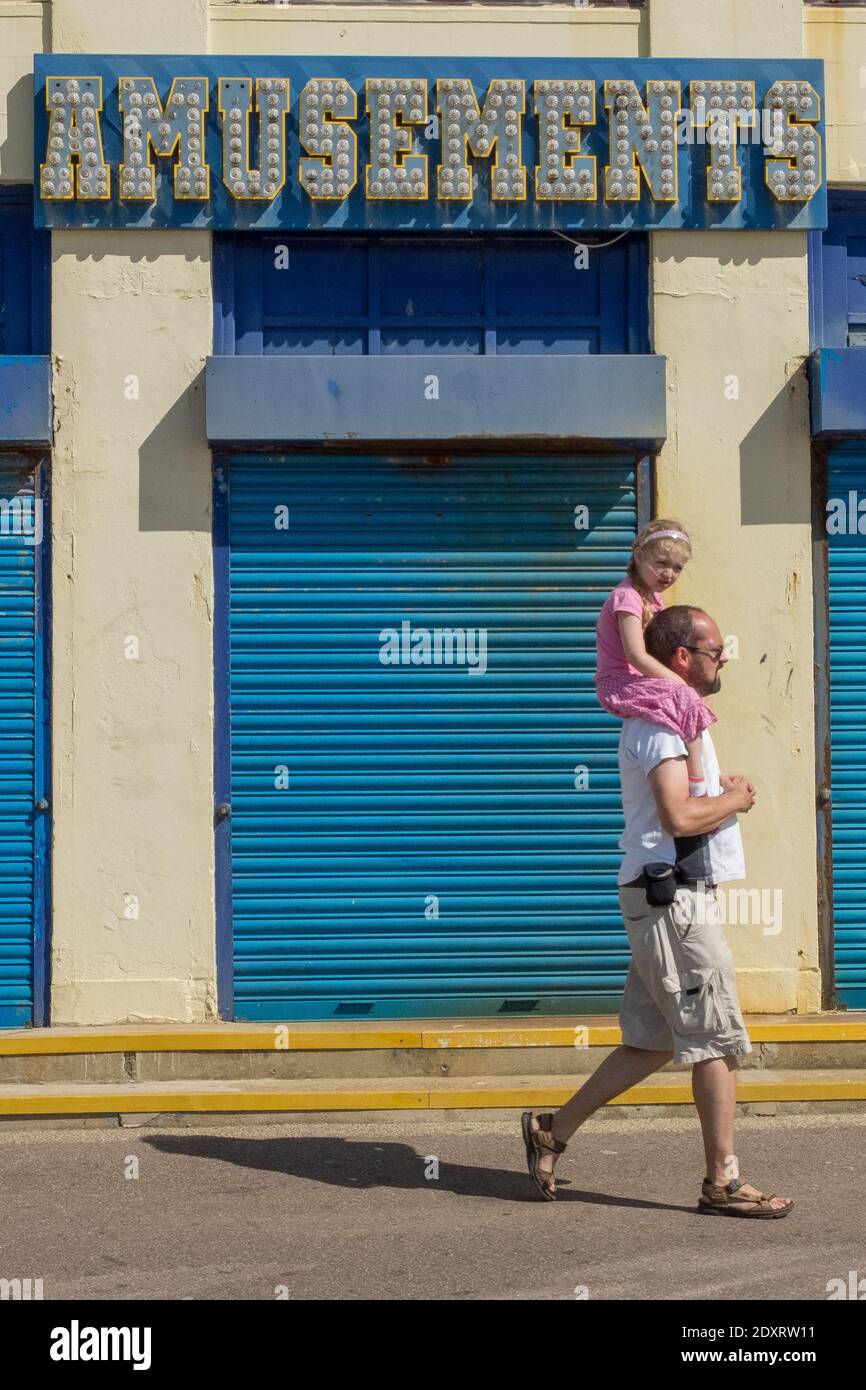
top-left (810, 191), bottom-right (866, 350)
top-left (0, 189), bottom-right (50, 355)
top-left (214, 232), bottom-right (650, 358)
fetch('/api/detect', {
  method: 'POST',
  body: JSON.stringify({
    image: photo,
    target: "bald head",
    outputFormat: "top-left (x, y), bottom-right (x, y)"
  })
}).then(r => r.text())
top-left (644, 606), bottom-right (708, 667)
top-left (644, 605), bottom-right (727, 698)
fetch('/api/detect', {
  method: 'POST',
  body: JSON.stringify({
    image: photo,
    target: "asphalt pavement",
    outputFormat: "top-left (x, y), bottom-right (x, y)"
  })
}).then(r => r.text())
top-left (0, 1111), bottom-right (863, 1301)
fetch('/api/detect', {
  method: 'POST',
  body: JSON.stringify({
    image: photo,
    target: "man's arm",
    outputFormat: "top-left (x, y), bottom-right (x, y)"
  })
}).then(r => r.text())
top-left (648, 756), bottom-right (755, 838)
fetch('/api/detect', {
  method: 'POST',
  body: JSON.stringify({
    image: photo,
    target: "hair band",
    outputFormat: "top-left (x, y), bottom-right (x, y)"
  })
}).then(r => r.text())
top-left (640, 529), bottom-right (690, 547)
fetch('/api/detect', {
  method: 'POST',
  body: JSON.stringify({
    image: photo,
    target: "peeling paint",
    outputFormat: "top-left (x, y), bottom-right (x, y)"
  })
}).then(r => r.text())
top-left (192, 571), bottom-right (212, 624)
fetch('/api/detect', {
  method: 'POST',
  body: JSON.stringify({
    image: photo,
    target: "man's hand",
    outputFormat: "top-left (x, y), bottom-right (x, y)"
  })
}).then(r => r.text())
top-left (722, 777), bottom-right (756, 813)
top-left (721, 774), bottom-right (756, 798)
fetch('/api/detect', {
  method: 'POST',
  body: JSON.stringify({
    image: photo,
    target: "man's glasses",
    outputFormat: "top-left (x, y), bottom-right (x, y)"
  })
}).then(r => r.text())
top-left (685, 645), bottom-right (725, 663)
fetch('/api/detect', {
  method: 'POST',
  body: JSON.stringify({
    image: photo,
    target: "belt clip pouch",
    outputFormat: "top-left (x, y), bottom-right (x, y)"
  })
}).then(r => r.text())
top-left (643, 862), bottom-right (677, 907)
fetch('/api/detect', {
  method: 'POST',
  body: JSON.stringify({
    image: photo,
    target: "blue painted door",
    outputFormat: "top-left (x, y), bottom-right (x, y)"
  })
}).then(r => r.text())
top-left (0, 459), bottom-right (44, 1027)
top-left (827, 447), bottom-right (866, 1009)
top-left (225, 451), bottom-right (636, 1020)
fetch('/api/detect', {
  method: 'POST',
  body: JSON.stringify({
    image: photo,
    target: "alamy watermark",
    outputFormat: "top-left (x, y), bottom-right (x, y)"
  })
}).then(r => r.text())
top-left (50, 1322), bottom-right (151, 1370)
top-left (826, 1271), bottom-right (866, 1300)
top-left (0, 1276), bottom-right (43, 1300)
top-left (827, 490), bottom-right (866, 535)
top-left (673, 880), bottom-right (783, 936)
top-left (379, 620), bottom-right (488, 676)
top-left (0, 496), bottom-right (42, 546)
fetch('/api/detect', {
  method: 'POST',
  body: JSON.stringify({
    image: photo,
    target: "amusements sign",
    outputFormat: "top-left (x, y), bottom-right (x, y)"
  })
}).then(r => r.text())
top-left (34, 55), bottom-right (827, 232)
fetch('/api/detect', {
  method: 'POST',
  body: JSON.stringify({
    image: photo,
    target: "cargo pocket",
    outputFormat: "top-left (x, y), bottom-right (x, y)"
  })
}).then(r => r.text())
top-left (661, 965), bottom-right (723, 1034)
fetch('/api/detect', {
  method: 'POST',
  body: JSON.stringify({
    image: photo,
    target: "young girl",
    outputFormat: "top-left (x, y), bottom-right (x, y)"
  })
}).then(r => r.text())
top-left (595, 518), bottom-right (715, 794)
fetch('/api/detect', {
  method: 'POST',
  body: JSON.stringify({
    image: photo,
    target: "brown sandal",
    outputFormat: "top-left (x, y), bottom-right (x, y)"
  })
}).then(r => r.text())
top-left (521, 1111), bottom-right (567, 1202)
top-left (698, 1177), bottom-right (794, 1219)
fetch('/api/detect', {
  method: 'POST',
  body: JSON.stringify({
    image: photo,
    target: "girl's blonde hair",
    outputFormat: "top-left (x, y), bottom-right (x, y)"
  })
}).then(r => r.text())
top-left (627, 518), bottom-right (693, 627)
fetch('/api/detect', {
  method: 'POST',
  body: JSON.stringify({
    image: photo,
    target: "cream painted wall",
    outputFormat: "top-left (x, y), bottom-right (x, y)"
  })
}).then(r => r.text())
top-left (806, 7), bottom-right (866, 185)
top-left (48, 0), bottom-right (215, 1022)
top-left (51, 0), bottom-right (208, 53)
top-left (209, 2), bottom-right (641, 59)
top-left (0, 3), bottom-right (46, 182)
top-left (649, 0), bottom-right (804, 57)
top-left (649, 0), bottom-right (819, 1012)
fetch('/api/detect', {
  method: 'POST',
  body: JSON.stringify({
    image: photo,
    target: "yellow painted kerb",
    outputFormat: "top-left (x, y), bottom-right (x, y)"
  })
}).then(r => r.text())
top-left (1, 1016), bottom-right (865, 1055)
top-left (0, 1074), bottom-right (865, 1115)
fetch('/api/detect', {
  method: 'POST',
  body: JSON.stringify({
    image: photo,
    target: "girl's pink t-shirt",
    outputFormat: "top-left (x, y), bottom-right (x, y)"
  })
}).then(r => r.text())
top-left (595, 579), bottom-right (663, 680)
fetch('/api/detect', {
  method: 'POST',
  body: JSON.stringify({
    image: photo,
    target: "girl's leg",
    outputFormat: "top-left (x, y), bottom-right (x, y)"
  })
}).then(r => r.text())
top-left (686, 736), bottom-right (706, 797)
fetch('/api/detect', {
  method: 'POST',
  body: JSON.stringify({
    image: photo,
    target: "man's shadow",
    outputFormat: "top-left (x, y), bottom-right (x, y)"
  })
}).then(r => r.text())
top-left (143, 1133), bottom-right (693, 1211)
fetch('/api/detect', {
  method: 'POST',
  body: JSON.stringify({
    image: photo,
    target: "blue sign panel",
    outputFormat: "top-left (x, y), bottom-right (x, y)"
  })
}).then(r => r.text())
top-left (34, 55), bottom-right (827, 232)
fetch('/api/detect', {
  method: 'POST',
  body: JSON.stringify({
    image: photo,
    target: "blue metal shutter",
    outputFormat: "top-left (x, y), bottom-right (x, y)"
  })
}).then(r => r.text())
top-left (828, 447), bottom-right (866, 1009)
top-left (227, 451), bottom-right (636, 1020)
top-left (0, 460), bottom-right (39, 1026)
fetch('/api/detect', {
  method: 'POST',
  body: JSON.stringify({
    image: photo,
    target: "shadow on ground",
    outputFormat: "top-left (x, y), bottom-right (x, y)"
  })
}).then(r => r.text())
top-left (143, 1132), bottom-right (695, 1212)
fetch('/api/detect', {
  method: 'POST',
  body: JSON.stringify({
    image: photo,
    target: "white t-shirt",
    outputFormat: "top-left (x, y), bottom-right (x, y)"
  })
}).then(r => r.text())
top-left (617, 720), bottom-right (746, 887)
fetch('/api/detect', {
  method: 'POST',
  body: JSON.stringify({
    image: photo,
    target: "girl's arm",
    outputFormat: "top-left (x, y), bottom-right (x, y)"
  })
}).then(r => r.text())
top-left (617, 612), bottom-right (688, 683)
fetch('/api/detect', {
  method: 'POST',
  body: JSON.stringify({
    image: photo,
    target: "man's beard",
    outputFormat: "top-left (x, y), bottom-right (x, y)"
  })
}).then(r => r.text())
top-left (696, 673), bottom-right (722, 696)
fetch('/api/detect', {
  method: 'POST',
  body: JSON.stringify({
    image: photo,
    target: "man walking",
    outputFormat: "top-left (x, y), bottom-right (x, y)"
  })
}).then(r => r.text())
top-left (522, 605), bottom-right (793, 1217)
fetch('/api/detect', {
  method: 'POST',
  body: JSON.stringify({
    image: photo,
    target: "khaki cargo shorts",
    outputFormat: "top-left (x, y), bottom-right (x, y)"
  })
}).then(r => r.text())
top-left (618, 883), bottom-right (753, 1066)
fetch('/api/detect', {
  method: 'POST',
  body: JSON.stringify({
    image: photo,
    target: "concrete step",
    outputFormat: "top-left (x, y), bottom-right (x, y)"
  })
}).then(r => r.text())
top-left (0, 1016), bottom-right (864, 1084)
top-left (1, 1068), bottom-right (865, 1126)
